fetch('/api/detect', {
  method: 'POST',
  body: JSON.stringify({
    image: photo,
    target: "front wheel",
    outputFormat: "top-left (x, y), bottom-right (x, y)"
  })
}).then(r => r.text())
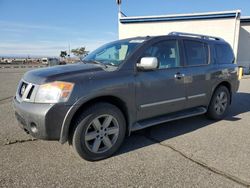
top-left (207, 86), bottom-right (230, 120)
top-left (72, 103), bottom-right (126, 161)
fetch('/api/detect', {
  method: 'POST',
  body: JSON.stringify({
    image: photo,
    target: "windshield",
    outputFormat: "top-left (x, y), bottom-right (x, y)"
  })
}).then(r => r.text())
top-left (83, 39), bottom-right (144, 66)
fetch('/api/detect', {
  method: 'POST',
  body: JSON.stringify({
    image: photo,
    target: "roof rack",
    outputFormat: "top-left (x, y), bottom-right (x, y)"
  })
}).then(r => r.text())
top-left (168, 32), bottom-right (224, 41)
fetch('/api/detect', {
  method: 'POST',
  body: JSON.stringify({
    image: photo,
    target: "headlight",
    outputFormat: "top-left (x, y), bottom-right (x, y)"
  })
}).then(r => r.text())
top-left (35, 81), bottom-right (74, 103)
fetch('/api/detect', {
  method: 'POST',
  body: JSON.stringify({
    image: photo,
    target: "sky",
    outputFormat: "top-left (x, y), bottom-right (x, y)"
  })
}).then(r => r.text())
top-left (0, 0), bottom-right (250, 57)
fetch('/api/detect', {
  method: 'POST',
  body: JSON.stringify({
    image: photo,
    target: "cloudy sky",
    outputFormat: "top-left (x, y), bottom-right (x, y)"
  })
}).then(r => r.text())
top-left (0, 0), bottom-right (250, 57)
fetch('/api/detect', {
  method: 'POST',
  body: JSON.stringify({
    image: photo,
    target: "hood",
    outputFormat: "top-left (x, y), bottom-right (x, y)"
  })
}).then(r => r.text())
top-left (23, 63), bottom-right (103, 84)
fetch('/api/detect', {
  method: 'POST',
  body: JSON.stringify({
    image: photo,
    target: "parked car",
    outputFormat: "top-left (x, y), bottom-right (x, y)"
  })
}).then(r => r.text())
top-left (13, 32), bottom-right (239, 161)
top-left (41, 57), bottom-right (60, 66)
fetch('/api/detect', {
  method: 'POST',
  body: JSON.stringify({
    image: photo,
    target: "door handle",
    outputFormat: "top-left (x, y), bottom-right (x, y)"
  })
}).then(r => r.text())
top-left (174, 73), bottom-right (185, 79)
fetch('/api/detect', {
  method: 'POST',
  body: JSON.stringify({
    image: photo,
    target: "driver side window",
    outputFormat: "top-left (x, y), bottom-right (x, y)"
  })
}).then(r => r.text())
top-left (141, 40), bottom-right (180, 69)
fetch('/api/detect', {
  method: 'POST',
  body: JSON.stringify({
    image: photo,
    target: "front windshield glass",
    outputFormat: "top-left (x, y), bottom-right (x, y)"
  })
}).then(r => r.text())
top-left (83, 39), bottom-right (145, 66)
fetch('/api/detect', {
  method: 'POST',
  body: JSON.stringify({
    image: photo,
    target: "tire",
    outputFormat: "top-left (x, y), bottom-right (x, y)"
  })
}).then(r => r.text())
top-left (207, 86), bottom-right (230, 120)
top-left (71, 103), bottom-right (126, 161)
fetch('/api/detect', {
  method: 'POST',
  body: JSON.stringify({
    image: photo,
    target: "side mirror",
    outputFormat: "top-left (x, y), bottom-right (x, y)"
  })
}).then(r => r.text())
top-left (137, 57), bottom-right (158, 70)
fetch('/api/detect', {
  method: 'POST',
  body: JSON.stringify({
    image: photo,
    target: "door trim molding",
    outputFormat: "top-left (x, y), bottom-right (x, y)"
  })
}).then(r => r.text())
top-left (140, 97), bottom-right (186, 108)
top-left (187, 93), bottom-right (206, 99)
top-left (140, 93), bottom-right (206, 108)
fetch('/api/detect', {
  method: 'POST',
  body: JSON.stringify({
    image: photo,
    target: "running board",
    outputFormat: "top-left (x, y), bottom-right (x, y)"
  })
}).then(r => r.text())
top-left (131, 107), bottom-right (207, 131)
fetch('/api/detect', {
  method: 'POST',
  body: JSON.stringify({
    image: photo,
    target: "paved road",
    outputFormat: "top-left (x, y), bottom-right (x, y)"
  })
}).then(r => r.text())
top-left (0, 68), bottom-right (250, 187)
top-left (0, 68), bottom-right (34, 100)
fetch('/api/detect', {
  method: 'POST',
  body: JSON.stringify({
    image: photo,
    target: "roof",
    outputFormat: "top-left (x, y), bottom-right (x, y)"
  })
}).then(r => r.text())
top-left (119, 34), bottom-right (227, 45)
top-left (241, 16), bottom-right (250, 23)
top-left (120, 10), bottom-right (241, 24)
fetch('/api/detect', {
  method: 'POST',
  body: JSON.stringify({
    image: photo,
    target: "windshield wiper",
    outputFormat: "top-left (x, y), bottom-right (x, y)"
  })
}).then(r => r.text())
top-left (104, 62), bottom-right (116, 67)
top-left (83, 60), bottom-right (107, 68)
top-left (83, 60), bottom-right (118, 68)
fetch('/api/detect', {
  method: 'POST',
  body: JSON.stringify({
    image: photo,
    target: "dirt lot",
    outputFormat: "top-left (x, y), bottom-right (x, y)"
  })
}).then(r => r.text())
top-left (0, 68), bottom-right (250, 188)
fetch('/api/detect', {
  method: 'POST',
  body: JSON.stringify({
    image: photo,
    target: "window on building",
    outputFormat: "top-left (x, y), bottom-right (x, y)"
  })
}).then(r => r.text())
top-left (184, 40), bottom-right (208, 66)
top-left (141, 40), bottom-right (180, 69)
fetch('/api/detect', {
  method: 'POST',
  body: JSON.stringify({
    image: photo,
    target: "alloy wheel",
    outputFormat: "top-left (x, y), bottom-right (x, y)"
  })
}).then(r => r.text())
top-left (214, 91), bottom-right (228, 115)
top-left (84, 114), bottom-right (119, 154)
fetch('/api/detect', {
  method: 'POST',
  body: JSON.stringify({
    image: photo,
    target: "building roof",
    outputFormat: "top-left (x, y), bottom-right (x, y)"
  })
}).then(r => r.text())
top-left (241, 16), bottom-right (250, 23)
top-left (120, 10), bottom-right (241, 24)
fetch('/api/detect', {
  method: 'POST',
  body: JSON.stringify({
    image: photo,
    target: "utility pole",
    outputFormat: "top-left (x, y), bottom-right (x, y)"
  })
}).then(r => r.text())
top-left (68, 43), bottom-right (71, 63)
top-left (68, 43), bottom-right (71, 57)
top-left (116, 0), bottom-right (121, 13)
top-left (116, 0), bottom-right (122, 39)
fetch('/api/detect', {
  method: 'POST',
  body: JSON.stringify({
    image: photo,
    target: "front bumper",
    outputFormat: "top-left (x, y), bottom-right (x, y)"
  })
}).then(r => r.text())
top-left (13, 97), bottom-right (71, 140)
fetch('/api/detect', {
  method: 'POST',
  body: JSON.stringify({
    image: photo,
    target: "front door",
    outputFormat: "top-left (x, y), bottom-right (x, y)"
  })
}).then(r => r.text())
top-left (135, 40), bottom-right (187, 121)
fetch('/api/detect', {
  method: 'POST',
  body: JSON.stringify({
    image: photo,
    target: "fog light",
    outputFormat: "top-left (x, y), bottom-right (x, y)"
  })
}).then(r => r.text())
top-left (30, 122), bottom-right (38, 133)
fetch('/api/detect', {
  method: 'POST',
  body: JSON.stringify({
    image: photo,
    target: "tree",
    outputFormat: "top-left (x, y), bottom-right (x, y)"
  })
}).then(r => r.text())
top-left (71, 47), bottom-right (88, 58)
top-left (60, 51), bottom-right (67, 58)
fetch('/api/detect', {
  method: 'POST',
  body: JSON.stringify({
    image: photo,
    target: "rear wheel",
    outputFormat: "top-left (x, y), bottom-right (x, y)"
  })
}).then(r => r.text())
top-left (207, 86), bottom-right (230, 120)
top-left (71, 103), bottom-right (126, 161)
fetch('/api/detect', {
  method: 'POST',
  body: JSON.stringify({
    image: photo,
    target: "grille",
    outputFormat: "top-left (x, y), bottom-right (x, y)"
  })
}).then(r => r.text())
top-left (26, 85), bottom-right (34, 99)
top-left (19, 82), bottom-right (28, 97)
top-left (17, 81), bottom-right (36, 102)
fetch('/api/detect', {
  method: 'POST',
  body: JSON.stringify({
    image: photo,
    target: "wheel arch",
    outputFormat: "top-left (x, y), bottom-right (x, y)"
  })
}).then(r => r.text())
top-left (212, 81), bottom-right (232, 104)
top-left (59, 95), bottom-right (129, 144)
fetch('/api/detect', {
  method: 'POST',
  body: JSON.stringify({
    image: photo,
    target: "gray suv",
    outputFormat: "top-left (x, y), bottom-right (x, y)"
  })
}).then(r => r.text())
top-left (13, 32), bottom-right (239, 161)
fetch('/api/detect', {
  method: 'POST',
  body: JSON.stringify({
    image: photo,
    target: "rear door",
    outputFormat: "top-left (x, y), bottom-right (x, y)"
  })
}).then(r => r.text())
top-left (182, 39), bottom-right (213, 108)
top-left (135, 39), bottom-right (187, 121)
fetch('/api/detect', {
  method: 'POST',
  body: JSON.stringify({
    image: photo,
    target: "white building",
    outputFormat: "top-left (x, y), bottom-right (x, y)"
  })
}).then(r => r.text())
top-left (238, 17), bottom-right (250, 71)
top-left (118, 10), bottom-right (250, 73)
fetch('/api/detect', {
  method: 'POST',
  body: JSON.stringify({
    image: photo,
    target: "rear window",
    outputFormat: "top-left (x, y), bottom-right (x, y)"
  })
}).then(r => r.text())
top-left (215, 44), bottom-right (234, 64)
top-left (184, 40), bottom-right (208, 66)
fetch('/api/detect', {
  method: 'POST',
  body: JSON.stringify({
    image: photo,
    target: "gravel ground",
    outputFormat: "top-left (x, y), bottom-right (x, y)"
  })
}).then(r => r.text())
top-left (0, 68), bottom-right (250, 188)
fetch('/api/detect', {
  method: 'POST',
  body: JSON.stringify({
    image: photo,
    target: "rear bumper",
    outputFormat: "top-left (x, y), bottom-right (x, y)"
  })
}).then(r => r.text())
top-left (232, 79), bottom-right (240, 93)
top-left (13, 97), bottom-right (71, 140)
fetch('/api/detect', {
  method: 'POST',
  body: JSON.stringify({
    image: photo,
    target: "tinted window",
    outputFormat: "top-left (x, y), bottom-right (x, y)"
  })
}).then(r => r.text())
top-left (141, 40), bottom-right (180, 69)
top-left (184, 40), bottom-right (208, 66)
top-left (215, 44), bottom-right (234, 64)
